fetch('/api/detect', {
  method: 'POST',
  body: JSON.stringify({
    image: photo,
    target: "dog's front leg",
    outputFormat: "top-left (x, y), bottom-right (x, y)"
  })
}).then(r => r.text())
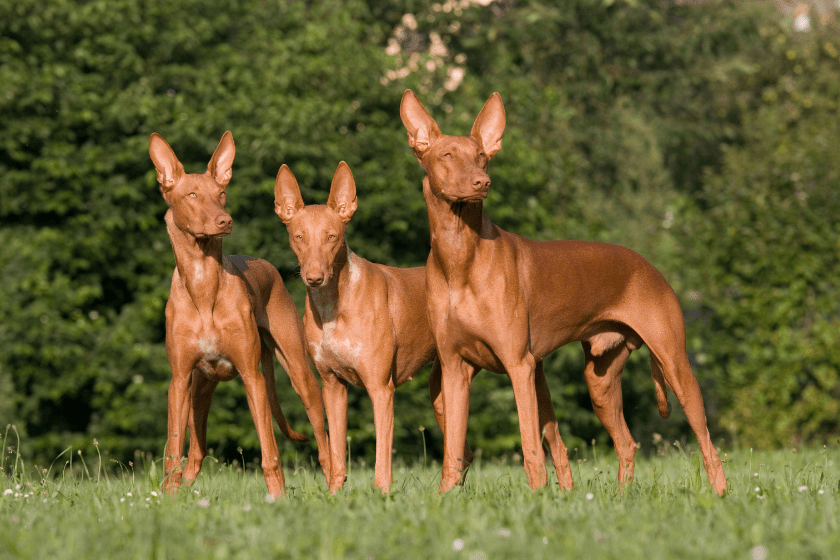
top-left (368, 383), bottom-right (396, 493)
top-left (429, 359), bottom-right (474, 479)
top-left (438, 358), bottom-right (479, 493)
top-left (507, 353), bottom-right (548, 490)
top-left (321, 371), bottom-right (348, 493)
top-left (534, 360), bottom-right (573, 490)
top-left (183, 370), bottom-right (219, 484)
top-left (163, 355), bottom-right (194, 494)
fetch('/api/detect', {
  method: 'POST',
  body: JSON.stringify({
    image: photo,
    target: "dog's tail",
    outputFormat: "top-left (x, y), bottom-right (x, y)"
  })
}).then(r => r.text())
top-left (262, 343), bottom-right (310, 443)
top-left (624, 328), bottom-right (672, 419)
top-left (272, 401), bottom-right (311, 443)
top-left (650, 357), bottom-right (672, 419)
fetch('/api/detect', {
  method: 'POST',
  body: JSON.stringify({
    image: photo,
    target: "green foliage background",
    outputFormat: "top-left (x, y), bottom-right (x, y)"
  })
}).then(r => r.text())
top-left (2, 0), bottom-right (839, 467)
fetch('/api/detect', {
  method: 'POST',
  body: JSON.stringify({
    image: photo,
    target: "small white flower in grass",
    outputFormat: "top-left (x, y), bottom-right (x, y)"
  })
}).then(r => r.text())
top-left (126, 492), bottom-right (132, 497)
top-left (753, 473), bottom-right (758, 477)
top-left (243, 504), bottom-right (252, 512)
top-left (3, 489), bottom-right (11, 495)
top-left (543, 537), bottom-right (548, 545)
top-left (497, 528), bottom-right (511, 537)
top-left (265, 494), bottom-right (276, 504)
top-left (150, 491), bottom-right (158, 497)
top-left (197, 497), bottom-right (210, 508)
top-left (146, 498), bottom-right (151, 502)
top-left (120, 498), bottom-right (125, 502)
top-left (798, 485), bottom-right (808, 492)
top-left (452, 538), bottom-right (465, 551)
top-left (15, 485), bottom-right (20, 490)
top-left (749, 544), bottom-right (768, 560)
top-left (586, 493), bottom-right (594, 500)
top-left (754, 487), bottom-right (760, 492)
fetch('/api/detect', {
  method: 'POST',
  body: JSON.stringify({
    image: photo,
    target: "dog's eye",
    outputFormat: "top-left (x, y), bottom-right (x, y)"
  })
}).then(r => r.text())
top-left (189, 192), bottom-right (197, 198)
top-left (328, 234), bottom-right (336, 240)
top-left (444, 152), bottom-right (453, 158)
top-left (295, 234), bottom-right (303, 241)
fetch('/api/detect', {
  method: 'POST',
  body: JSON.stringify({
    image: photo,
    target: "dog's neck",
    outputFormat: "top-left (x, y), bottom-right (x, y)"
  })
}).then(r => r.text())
top-left (165, 209), bottom-right (225, 322)
top-left (423, 176), bottom-right (488, 283)
top-left (307, 239), bottom-right (358, 325)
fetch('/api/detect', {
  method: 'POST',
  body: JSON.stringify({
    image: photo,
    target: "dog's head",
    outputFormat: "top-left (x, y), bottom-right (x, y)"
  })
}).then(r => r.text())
top-left (149, 132), bottom-right (235, 239)
top-left (274, 162), bottom-right (357, 288)
top-left (400, 90), bottom-right (505, 203)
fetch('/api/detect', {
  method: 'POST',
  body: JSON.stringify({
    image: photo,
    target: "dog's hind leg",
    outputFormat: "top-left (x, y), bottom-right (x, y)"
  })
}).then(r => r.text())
top-left (583, 340), bottom-right (636, 488)
top-left (649, 350), bottom-right (727, 495)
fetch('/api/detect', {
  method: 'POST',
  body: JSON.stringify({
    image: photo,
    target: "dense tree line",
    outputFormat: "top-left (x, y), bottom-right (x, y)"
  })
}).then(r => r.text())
top-left (2, 0), bottom-right (839, 469)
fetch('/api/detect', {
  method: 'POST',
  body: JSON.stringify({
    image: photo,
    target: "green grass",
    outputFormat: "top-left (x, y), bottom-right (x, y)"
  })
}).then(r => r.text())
top-left (1, 439), bottom-right (838, 559)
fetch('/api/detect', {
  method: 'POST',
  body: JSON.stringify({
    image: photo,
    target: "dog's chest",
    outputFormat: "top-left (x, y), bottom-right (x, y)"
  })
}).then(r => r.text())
top-left (176, 326), bottom-right (242, 382)
top-left (167, 283), bottom-right (253, 381)
top-left (431, 283), bottom-right (517, 374)
top-left (193, 337), bottom-right (238, 381)
top-left (308, 321), bottom-right (365, 387)
top-left (305, 284), bottom-right (368, 386)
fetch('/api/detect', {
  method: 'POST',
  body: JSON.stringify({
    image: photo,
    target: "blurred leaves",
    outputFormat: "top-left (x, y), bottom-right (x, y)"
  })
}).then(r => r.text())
top-left (678, 25), bottom-right (840, 446)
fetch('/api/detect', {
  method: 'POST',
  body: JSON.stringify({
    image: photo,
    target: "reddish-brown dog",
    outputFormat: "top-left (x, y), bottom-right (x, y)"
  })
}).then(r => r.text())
top-left (149, 132), bottom-right (330, 497)
top-left (274, 162), bottom-right (465, 492)
top-left (400, 90), bottom-right (727, 496)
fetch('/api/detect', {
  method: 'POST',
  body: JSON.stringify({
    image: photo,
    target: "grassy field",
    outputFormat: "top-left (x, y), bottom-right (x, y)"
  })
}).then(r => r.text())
top-left (1, 439), bottom-right (838, 559)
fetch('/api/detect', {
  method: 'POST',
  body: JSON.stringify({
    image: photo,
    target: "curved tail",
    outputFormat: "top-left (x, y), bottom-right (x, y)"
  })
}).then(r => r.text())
top-left (650, 356), bottom-right (672, 419)
top-left (625, 335), bottom-right (673, 420)
top-left (261, 342), bottom-right (310, 442)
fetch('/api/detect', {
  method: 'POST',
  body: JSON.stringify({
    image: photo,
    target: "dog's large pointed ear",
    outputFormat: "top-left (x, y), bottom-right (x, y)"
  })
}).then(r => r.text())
top-left (328, 161), bottom-right (357, 224)
top-left (470, 93), bottom-right (505, 159)
top-left (400, 90), bottom-right (441, 158)
top-left (206, 131), bottom-right (235, 188)
top-left (274, 165), bottom-right (305, 224)
top-left (149, 133), bottom-right (185, 193)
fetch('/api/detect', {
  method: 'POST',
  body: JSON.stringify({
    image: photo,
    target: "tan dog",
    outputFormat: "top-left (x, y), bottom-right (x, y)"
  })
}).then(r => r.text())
top-left (399, 90), bottom-right (727, 496)
top-left (274, 162), bottom-right (467, 492)
top-left (149, 132), bottom-right (330, 497)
